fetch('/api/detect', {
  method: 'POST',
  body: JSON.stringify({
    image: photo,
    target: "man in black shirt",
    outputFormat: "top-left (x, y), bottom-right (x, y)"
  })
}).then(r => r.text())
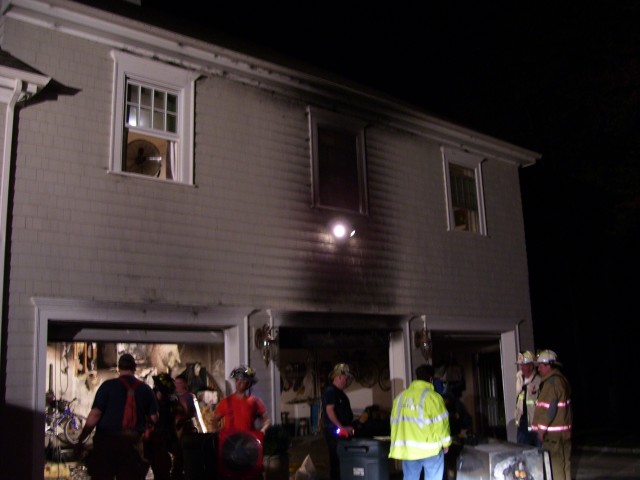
top-left (321, 363), bottom-right (355, 480)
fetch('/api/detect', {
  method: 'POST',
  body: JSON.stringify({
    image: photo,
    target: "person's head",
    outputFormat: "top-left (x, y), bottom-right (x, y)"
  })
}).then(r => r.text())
top-left (415, 364), bottom-right (435, 383)
top-left (230, 365), bottom-right (257, 393)
top-left (175, 374), bottom-right (189, 393)
top-left (118, 353), bottom-right (137, 373)
top-left (516, 350), bottom-right (536, 378)
top-left (329, 363), bottom-right (354, 390)
top-left (153, 372), bottom-right (175, 395)
top-left (536, 349), bottom-right (561, 375)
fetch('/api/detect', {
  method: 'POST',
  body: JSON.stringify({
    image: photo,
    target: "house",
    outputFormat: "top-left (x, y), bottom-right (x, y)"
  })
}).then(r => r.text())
top-left (0, 1), bottom-right (539, 478)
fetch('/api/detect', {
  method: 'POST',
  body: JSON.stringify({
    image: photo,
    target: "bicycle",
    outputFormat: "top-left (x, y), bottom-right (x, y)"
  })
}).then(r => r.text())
top-left (45, 397), bottom-right (91, 445)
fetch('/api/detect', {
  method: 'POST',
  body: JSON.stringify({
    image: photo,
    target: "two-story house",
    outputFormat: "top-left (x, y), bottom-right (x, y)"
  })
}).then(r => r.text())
top-left (0, 1), bottom-right (539, 477)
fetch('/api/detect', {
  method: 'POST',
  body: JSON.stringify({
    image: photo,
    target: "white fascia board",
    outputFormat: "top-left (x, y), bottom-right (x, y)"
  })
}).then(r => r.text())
top-left (3, 0), bottom-right (540, 167)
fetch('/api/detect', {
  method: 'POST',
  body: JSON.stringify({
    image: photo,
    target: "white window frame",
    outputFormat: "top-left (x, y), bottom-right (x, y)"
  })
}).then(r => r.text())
top-left (441, 146), bottom-right (487, 235)
top-left (110, 50), bottom-right (198, 184)
top-left (308, 106), bottom-right (368, 215)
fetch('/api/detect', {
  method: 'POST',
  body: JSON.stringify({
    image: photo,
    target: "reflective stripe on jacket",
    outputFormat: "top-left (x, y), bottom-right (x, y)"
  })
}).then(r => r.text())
top-left (389, 380), bottom-right (451, 460)
top-left (515, 371), bottom-right (541, 430)
top-left (532, 369), bottom-right (572, 437)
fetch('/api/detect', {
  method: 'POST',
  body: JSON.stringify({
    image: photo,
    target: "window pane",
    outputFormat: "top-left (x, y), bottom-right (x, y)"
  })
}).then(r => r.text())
top-left (166, 114), bottom-right (177, 133)
top-left (127, 83), bottom-right (139, 103)
top-left (450, 165), bottom-right (477, 210)
top-left (139, 107), bottom-right (151, 128)
top-left (127, 106), bottom-right (138, 127)
top-left (167, 94), bottom-right (177, 113)
top-left (318, 126), bottom-right (360, 211)
top-left (154, 90), bottom-right (165, 110)
top-left (153, 111), bottom-right (164, 130)
top-left (449, 163), bottom-right (479, 232)
top-left (140, 87), bottom-right (152, 107)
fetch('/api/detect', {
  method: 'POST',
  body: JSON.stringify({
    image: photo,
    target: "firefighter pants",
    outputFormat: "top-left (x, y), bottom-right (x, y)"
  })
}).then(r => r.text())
top-left (543, 436), bottom-right (571, 480)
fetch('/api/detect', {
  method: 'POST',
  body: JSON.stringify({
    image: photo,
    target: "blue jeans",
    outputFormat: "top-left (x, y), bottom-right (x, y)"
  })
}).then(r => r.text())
top-left (517, 428), bottom-right (541, 448)
top-left (402, 450), bottom-right (444, 480)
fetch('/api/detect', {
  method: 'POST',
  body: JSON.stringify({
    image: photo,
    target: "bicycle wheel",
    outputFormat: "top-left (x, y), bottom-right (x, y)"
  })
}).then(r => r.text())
top-left (62, 415), bottom-right (86, 444)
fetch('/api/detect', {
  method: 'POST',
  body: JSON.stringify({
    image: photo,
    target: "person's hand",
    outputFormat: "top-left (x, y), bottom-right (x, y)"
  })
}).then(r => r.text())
top-left (74, 440), bottom-right (86, 459)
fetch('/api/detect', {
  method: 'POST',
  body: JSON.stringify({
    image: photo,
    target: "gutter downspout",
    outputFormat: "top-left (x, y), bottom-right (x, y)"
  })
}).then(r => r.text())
top-left (0, 79), bottom-right (24, 386)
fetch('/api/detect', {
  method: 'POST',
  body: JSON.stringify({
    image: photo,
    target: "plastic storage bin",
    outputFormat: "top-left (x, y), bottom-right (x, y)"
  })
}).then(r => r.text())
top-left (338, 437), bottom-right (390, 480)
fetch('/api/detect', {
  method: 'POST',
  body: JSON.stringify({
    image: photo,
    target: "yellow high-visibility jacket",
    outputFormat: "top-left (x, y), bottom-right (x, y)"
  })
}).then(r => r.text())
top-left (389, 380), bottom-right (452, 460)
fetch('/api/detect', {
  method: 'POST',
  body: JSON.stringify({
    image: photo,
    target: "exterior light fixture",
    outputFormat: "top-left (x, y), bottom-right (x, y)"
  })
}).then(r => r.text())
top-left (414, 315), bottom-right (432, 362)
top-left (330, 220), bottom-right (356, 240)
top-left (254, 323), bottom-right (278, 366)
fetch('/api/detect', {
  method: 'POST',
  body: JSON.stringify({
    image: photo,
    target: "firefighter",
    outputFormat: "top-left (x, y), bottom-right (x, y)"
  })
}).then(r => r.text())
top-left (532, 350), bottom-right (573, 480)
top-left (389, 364), bottom-right (452, 480)
top-left (515, 350), bottom-right (541, 447)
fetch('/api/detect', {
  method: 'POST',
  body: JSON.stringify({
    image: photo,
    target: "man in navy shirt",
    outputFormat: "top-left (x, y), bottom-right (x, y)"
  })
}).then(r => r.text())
top-left (322, 363), bottom-right (355, 480)
top-left (76, 353), bottom-right (159, 479)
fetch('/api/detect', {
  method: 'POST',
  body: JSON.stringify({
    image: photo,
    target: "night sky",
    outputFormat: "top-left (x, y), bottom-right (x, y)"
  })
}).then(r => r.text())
top-left (141, 1), bottom-right (639, 434)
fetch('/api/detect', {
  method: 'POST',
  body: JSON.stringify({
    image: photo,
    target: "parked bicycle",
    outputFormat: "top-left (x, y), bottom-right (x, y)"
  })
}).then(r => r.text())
top-left (45, 397), bottom-right (91, 445)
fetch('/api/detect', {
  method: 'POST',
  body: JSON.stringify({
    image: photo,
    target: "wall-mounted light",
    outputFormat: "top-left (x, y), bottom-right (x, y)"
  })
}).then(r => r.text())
top-left (414, 315), bottom-right (432, 362)
top-left (329, 219), bottom-right (356, 240)
top-left (254, 323), bottom-right (278, 366)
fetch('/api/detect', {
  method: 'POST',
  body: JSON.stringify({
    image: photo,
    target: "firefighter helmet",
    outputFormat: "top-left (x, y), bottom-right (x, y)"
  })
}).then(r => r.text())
top-left (152, 372), bottom-right (176, 395)
top-left (536, 349), bottom-right (562, 366)
top-left (230, 365), bottom-right (258, 385)
top-left (516, 351), bottom-right (535, 365)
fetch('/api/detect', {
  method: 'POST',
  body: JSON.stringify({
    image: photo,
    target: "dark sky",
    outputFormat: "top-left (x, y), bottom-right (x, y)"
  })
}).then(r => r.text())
top-left (141, 1), bottom-right (640, 432)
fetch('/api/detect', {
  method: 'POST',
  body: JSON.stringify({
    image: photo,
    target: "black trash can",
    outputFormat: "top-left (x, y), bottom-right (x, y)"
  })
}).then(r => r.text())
top-left (337, 437), bottom-right (390, 480)
top-left (182, 432), bottom-right (217, 480)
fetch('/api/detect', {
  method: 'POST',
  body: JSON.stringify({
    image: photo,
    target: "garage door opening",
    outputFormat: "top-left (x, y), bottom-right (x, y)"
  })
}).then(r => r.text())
top-left (44, 323), bottom-right (227, 463)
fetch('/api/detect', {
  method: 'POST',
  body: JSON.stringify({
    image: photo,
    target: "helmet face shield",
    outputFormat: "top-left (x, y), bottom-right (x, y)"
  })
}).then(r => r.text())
top-left (230, 365), bottom-right (258, 384)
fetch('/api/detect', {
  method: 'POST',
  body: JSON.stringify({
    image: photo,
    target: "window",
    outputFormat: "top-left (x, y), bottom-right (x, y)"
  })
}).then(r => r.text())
top-left (110, 51), bottom-right (198, 184)
top-left (442, 147), bottom-right (487, 234)
top-left (308, 107), bottom-right (368, 214)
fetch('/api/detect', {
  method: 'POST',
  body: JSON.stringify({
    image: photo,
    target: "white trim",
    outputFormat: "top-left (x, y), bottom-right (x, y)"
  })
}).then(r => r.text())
top-left (501, 330), bottom-right (518, 443)
top-left (30, 296), bottom-right (252, 475)
top-left (2, 0), bottom-right (540, 167)
top-left (441, 146), bottom-right (487, 235)
top-left (307, 106), bottom-right (368, 214)
top-left (110, 50), bottom-right (199, 184)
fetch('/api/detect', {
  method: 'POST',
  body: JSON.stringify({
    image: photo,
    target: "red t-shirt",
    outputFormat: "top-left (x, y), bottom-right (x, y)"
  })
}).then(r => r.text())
top-left (215, 394), bottom-right (266, 432)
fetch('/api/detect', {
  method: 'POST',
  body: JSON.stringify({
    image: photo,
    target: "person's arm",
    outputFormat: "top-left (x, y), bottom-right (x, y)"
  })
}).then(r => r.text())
top-left (74, 407), bottom-right (102, 455)
top-left (259, 411), bottom-right (271, 433)
top-left (326, 405), bottom-right (354, 435)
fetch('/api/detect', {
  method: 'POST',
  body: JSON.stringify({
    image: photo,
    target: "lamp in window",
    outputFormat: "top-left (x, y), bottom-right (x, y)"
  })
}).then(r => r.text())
top-left (414, 315), bottom-right (432, 362)
top-left (329, 219), bottom-right (356, 240)
top-left (254, 324), bottom-right (278, 366)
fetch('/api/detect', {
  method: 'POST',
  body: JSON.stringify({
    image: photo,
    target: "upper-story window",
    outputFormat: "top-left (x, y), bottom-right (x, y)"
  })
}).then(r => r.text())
top-left (308, 107), bottom-right (368, 214)
top-left (110, 50), bottom-right (198, 184)
top-left (442, 147), bottom-right (487, 234)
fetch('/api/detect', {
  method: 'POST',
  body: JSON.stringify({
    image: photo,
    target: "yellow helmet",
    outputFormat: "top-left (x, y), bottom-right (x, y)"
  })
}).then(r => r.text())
top-left (516, 351), bottom-right (535, 365)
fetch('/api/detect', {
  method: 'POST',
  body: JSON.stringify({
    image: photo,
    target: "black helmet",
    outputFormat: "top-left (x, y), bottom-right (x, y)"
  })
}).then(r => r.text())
top-left (152, 372), bottom-right (175, 394)
top-left (230, 365), bottom-right (258, 385)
